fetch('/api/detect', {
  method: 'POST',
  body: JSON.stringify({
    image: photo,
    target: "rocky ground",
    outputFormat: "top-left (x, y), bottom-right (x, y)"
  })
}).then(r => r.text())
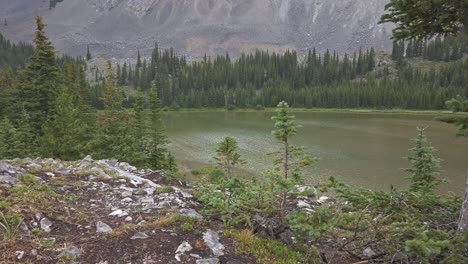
top-left (0, 156), bottom-right (256, 263)
top-left (0, 156), bottom-right (348, 263)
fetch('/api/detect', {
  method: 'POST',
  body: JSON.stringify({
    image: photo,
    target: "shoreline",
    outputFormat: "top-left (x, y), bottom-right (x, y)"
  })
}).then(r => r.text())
top-left (169, 107), bottom-right (465, 116)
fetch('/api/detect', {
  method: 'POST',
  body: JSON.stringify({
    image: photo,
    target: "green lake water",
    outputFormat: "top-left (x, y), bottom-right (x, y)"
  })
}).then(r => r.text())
top-left (164, 111), bottom-right (468, 193)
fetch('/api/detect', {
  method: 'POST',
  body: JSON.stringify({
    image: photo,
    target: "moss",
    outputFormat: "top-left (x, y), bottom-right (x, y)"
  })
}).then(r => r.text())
top-left (180, 222), bottom-right (194, 232)
top-left (155, 185), bottom-right (174, 194)
top-left (229, 229), bottom-right (317, 264)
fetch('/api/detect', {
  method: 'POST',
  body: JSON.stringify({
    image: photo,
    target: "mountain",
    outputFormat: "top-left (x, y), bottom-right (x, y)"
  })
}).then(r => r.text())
top-left (0, 0), bottom-right (393, 59)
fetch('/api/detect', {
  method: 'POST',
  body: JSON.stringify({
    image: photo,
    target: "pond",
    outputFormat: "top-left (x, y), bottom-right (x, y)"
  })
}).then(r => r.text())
top-left (164, 111), bottom-right (468, 193)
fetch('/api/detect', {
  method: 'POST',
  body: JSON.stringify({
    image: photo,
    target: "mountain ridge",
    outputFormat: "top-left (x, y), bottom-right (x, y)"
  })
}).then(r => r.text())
top-left (0, 0), bottom-right (393, 59)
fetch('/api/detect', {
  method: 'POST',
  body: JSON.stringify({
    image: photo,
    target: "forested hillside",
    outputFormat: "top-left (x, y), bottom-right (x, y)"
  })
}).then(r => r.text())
top-left (0, 33), bottom-right (34, 69)
top-left (0, 18), bottom-right (174, 171)
top-left (89, 35), bottom-right (468, 110)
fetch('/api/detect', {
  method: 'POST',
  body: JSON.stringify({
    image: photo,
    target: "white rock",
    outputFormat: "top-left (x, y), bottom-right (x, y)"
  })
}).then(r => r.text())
top-left (196, 258), bottom-right (220, 264)
top-left (140, 196), bottom-right (154, 204)
top-left (180, 208), bottom-right (203, 220)
top-left (203, 230), bottom-right (225, 256)
top-left (363, 247), bottom-right (377, 258)
top-left (15, 251), bottom-right (24, 260)
top-left (297, 200), bottom-right (312, 208)
top-left (109, 209), bottom-right (128, 217)
top-left (40, 217), bottom-right (52, 232)
top-left (176, 241), bottom-right (193, 254)
top-left (96, 221), bottom-right (113, 233)
top-left (318, 196), bottom-right (329, 203)
top-left (130, 232), bottom-right (149, 240)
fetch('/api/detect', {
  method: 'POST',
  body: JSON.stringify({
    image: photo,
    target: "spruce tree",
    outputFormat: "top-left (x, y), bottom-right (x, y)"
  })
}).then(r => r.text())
top-left (41, 88), bottom-right (87, 160)
top-left (271, 101), bottom-right (314, 216)
top-left (86, 45), bottom-right (92, 61)
top-left (12, 16), bottom-right (61, 134)
top-left (147, 83), bottom-right (169, 169)
top-left (214, 137), bottom-right (245, 176)
top-left (405, 128), bottom-right (441, 194)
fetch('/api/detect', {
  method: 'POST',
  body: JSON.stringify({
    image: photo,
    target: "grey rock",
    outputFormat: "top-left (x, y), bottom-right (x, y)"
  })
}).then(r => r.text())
top-left (58, 245), bottom-right (81, 261)
top-left (0, 162), bottom-right (21, 174)
top-left (40, 217), bottom-right (52, 232)
top-left (96, 221), bottom-right (113, 233)
top-left (175, 241), bottom-right (193, 261)
top-left (296, 200), bottom-right (312, 208)
top-left (140, 196), bottom-right (154, 204)
top-left (180, 208), bottom-right (203, 220)
top-left (106, 159), bottom-right (119, 167)
top-left (176, 241), bottom-right (193, 254)
top-left (31, 249), bottom-right (38, 256)
top-left (82, 155), bottom-right (93, 162)
top-left (0, 175), bottom-right (19, 186)
top-left (130, 232), bottom-right (149, 240)
top-left (317, 196), bottom-right (329, 203)
top-left (363, 247), bottom-right (377, 258)
top-left (55, 166), bottom-right (72, 175)
top-left (109, 209), bottom-right (128, 217)
top-left (196, 258), bottom-right (220, 264)
top-left (89, 167), bottom-right (111, 179)
top-left (203, 230), bottom-right (225, 257)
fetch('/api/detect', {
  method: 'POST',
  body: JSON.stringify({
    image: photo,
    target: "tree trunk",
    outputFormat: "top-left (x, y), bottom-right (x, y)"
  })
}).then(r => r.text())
top-left (458, 172), bottom-right (468, 232)
top-left (280, 139), bottom-right (289, 218)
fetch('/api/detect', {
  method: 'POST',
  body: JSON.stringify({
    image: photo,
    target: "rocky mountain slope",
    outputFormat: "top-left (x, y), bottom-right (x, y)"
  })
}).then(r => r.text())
top-left (0, 0), bottom-right (393, 59)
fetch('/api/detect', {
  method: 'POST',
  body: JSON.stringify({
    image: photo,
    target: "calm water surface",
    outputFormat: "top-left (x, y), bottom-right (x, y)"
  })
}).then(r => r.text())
top-left (164, 111), bottom-right (468, 193)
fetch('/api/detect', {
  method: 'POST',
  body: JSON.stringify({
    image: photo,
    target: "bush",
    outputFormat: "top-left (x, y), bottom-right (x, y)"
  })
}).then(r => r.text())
top-left (255, 104), bottom-right (264, 110)
top-left (226, 104), bottom-right (236, 111)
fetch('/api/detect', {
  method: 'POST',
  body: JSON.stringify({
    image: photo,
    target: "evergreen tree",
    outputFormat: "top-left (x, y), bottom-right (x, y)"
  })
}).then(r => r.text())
top-left (137, 49), bottom-right (142, 68)
top-left (0, 118), bottom-right (17, 158)
top-left (405, 128), bottom-right (441, 194)
top-left (271, 101), bottom-right (314, 216)
top-left (147, 83), bottom-right (169, 169)
top-left (41, 88), bottom-right (87, 160)
top-left (214, 137), bottom-right (245, 176)
top-left (86, 45), bottom-right (92, 61)
top-left (101, 61), bottom-right (123, 110)
top-left (12, 16), bottom-right (61, 134)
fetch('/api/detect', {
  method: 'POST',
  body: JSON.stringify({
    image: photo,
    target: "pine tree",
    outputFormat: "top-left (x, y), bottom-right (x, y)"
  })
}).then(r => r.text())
top-left (101, 61), bottom-right (123, 110)
top-left (214, 137), bottom-right (245, 176)
top-left (405, 127), bottom-right (441, 194)
top-left (41, 88), bottom-right (87, 160)
top-left (271, 101), bottom-right (314, 216)
top-left (147, 83), bottom-right (169, 169)
top-left (0, 118), bottom-right (17, 158)
top-left (86, 45), bottom-right (92, 61)
top-left (12, 16), bottom-right (61, 134)
top-left (137, 49), bottom-right (142, 68)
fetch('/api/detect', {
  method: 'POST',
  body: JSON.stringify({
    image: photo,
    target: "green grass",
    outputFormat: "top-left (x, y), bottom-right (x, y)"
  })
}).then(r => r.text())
top-left (229, 229), bottom-right (318, 264)
top-left (155, 185), bottom-right (174, 194)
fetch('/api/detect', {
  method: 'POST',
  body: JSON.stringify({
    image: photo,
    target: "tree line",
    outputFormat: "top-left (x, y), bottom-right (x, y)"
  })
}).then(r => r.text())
top-left (392, 34), bottom-right (468, 61)
top-left (88, 39), bottom-right (467, 110)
